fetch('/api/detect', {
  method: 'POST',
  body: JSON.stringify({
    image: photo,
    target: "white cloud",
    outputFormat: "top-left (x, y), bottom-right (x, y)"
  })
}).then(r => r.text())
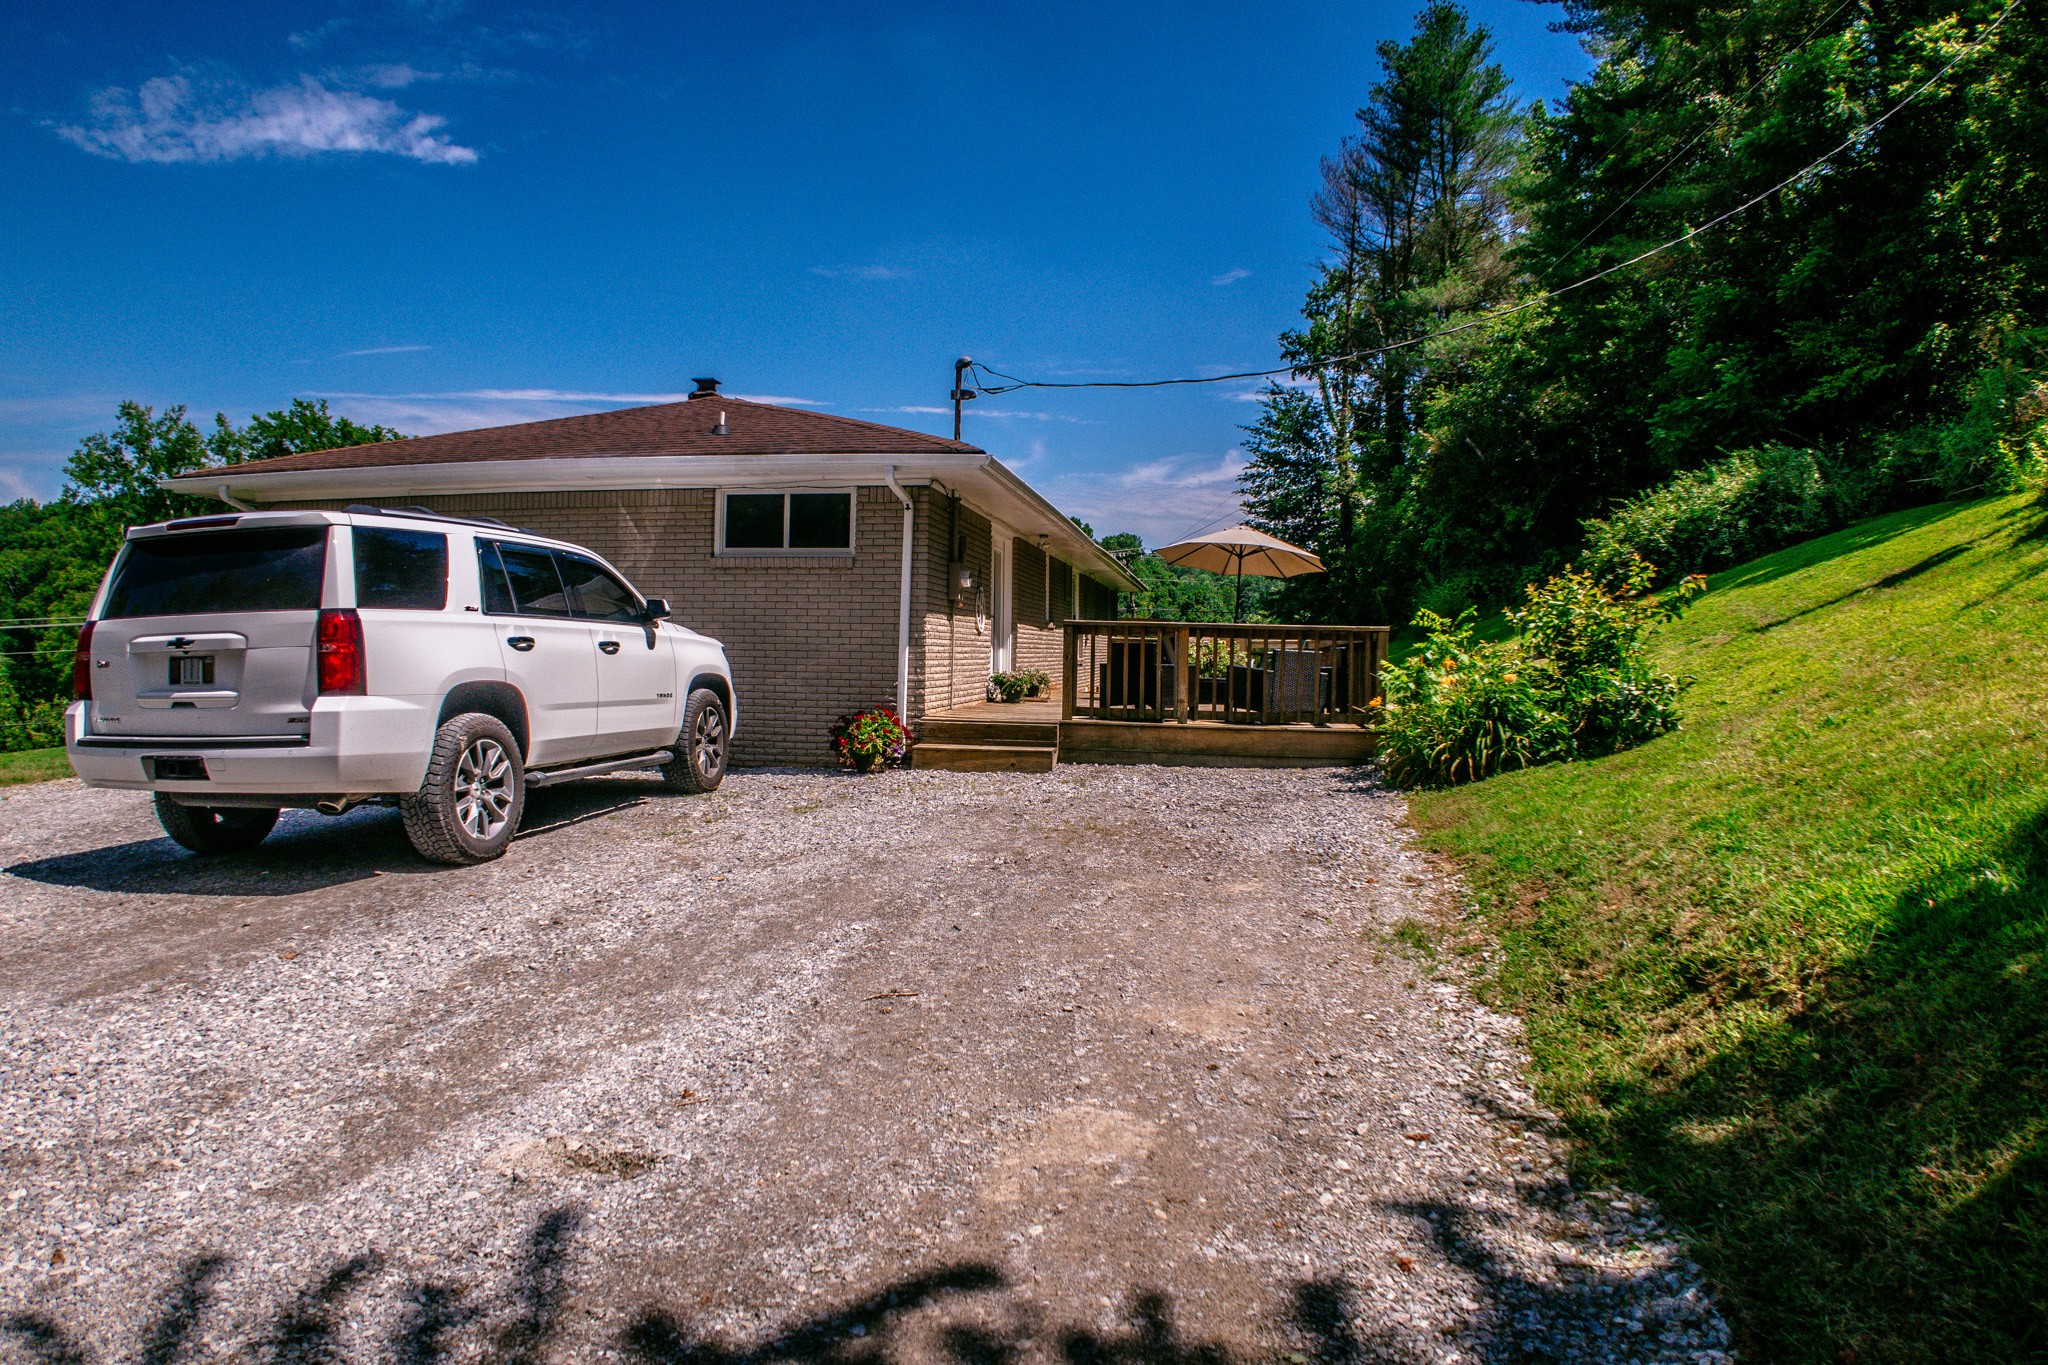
top-left (810, 265), bottom-right (909, 281)
top-left (340, 344), bottom-right (432, 357)
top-left (0, 461), bottom-right (60, 503)
top-left (287, 18), bottom-right (351, 50)
top-left (1211, 268), bottom-right (1251, 287)
top-left (1032, 450), bottom-right (1249, 547)
top-left (56, 73), bottom-right (477, 165)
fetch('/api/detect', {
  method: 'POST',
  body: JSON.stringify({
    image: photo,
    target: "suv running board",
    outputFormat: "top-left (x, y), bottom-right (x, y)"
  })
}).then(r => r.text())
top-left (526, 749), bottom-right (674, 788)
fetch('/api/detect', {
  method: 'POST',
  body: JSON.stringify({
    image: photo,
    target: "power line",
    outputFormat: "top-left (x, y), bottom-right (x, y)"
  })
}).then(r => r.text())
top-left (1541, 0), bottom-right (1861, 279)
top-left (973, 0), bottom-right (2016, 396)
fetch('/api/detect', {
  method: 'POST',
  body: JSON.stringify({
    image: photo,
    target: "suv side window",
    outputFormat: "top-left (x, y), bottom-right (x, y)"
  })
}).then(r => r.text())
top-left (480, 541), bottom-right (574, 617)
top-left (354, 527), bottom-right (448, 610)
top-left (559, 553), bottom-right (643, 622)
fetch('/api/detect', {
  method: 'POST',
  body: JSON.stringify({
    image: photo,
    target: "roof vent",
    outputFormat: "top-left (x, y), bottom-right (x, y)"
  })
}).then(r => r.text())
top-left (713, 411), bottom-right (729, 436)
top-left (689, 377), bottom-right (721, 400)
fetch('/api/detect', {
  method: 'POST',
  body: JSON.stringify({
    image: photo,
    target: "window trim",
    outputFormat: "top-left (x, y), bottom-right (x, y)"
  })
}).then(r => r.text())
top-left (715, 488), bottom-right (857, 558)
top-left (556, 549), bottom-right (648, 622)
top-left (477, 539), bottom-right (576, 620)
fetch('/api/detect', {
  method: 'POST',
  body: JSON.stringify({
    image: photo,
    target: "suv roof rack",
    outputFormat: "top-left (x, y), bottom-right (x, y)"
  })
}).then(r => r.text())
top-left (341, 503), bottom-right (521, 533)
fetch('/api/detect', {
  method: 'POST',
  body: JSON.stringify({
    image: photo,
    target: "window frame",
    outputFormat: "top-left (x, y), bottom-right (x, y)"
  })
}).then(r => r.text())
top-left (477, 539), bottom-right (577, 620)
top-left (556, 550), bottom-right (647, 622)
top-left (715, 488), bottom-right (857, 558)
top-left (351, 525), bottom-right (450, 612)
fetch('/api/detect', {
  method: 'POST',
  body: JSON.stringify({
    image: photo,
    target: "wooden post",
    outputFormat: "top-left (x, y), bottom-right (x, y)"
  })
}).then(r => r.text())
top-left (1062, 624), bottom-right (1078, 722)
top-left (1174, 626), bottom-right (1191, 723)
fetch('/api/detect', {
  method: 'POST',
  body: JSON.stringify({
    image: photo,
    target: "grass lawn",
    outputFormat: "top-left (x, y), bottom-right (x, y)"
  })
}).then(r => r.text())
top-left (1410, 493), bottom-right (2048, 1364)
top-left (0, 746), bottom-right (71, 786)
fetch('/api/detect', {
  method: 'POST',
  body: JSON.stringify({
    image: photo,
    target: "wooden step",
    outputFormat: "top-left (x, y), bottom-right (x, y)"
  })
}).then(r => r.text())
top-left (916, 719), bottom-right (1059, 747)
top-left (1057, 719), bottom-right (1377, 768)
top-left (911, 742), bottom-right (1059, 773)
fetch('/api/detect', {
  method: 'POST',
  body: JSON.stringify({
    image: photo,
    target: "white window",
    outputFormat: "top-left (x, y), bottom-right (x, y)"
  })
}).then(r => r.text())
top-left (716, 490), bottom-right (856, 556)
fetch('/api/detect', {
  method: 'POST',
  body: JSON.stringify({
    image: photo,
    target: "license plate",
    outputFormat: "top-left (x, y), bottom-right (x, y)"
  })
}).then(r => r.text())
top-left (170, 655), bottom-right (215, 686)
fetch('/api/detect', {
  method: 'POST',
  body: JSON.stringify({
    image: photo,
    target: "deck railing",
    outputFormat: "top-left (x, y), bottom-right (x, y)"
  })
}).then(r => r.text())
top-left (1061, 620), bottom-right (1389, 726)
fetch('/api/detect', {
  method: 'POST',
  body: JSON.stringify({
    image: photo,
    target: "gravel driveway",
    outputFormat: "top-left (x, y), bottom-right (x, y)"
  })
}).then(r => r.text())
top-left (0, 767), bottom-right (1731, 1365)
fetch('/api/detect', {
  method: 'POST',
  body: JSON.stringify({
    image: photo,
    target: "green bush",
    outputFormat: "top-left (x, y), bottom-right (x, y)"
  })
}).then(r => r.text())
top-left (0, 660), bottom-right (65, 753)
top-left (1379, 555), bottom-right (1700, 787)
top-left (1581, 445), bottom-right (1831, 588)
top-left (1584, 350), bottom-right (2048, 592)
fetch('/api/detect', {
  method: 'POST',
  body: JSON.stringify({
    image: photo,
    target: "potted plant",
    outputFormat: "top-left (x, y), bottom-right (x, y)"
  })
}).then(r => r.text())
top-left (830, 707), bottom-right (910, 772)
top-left (1018, 669), bottom-right (1050, 698)
top-left (988, 671), bottom-right (1030, 703)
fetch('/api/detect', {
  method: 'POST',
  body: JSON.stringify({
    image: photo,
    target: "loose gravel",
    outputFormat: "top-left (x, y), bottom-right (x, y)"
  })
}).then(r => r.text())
top-left (0, 766), bottom-right (1733, 1364)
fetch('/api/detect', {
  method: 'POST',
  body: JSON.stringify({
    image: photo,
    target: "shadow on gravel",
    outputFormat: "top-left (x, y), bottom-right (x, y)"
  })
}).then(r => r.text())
top-left (0, 1200), bottom-right (1696, 1365)
top-left (2, 782), bottom-right (658, 898)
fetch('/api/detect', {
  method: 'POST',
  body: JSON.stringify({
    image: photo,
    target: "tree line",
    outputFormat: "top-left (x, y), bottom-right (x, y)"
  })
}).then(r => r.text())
top-left (1240, 0), bottom-right (2048, 625)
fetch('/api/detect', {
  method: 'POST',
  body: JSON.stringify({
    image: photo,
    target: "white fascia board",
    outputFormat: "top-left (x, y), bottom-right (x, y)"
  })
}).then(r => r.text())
top-left (953, 460), bottom-right (1144, 594)
top-left (161, 453), bottom-right (989, 501)
top-left (165, 448), bottom-right (1142, 592)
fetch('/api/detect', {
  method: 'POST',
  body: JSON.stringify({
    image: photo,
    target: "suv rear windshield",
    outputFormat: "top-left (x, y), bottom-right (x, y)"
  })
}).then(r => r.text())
top-left (102, 527), bottom-right (328, 619)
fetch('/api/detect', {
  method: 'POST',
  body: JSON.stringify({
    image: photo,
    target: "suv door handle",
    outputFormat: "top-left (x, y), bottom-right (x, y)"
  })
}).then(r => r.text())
top-left (598, 640), bottom-right (621, 655)
top-left (507, 636), bottom-right (536, 652)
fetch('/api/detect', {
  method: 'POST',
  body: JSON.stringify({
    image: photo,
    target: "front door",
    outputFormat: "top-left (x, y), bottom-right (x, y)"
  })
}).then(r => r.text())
top-left (557, 551), bottom-right (678, 756)
top-left (479, 540), bottom-right (601, 766)
top-left (990, 535), bottom-right (1013, 673)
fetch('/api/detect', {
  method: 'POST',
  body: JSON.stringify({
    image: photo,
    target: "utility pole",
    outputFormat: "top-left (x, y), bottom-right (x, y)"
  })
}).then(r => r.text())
top-left (950, 356), bottom-right (975, 441)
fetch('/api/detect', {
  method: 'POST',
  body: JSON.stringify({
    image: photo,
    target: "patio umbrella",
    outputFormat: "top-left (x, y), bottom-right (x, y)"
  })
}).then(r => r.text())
top-left (1153, 524), bottom-right (1326, 621)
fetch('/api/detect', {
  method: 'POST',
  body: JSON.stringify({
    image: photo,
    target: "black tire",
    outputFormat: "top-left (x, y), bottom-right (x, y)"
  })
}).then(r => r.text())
top-left (400, 713), bottom-right (525, 865)
top-left (660, 688), bottom-right (729, 793)
top-left (154, 796), bottom-right (280, 855)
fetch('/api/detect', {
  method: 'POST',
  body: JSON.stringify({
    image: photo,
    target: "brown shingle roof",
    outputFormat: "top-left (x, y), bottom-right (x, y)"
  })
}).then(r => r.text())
top-left (215, 396), bottom-right (983, 476)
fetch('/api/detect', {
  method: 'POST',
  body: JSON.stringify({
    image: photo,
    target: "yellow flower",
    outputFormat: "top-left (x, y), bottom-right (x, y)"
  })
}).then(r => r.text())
top-left (1503, 672), bottom-right (1519, 683)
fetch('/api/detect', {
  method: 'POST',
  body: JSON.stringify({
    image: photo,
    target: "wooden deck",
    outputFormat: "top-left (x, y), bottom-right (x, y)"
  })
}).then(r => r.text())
top-left (915, 696), bottom-right (1376, 770)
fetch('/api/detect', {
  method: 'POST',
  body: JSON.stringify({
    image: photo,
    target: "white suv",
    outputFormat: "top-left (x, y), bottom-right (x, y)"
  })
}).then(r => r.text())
top-left (65, 506), bottom-right (736, 865)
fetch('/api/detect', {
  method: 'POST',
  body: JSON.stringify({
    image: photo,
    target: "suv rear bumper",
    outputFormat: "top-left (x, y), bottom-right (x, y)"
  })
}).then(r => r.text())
top-left (65, 698), bottom-right (435, 798)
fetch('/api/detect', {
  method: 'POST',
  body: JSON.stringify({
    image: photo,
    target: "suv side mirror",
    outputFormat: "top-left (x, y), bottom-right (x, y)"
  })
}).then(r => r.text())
top-left (641, 597), bottom-right (672, 621)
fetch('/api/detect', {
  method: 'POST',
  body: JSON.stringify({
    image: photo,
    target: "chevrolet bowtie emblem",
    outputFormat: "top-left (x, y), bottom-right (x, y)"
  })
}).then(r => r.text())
top-left (168, 637), bottom-right (195, 650)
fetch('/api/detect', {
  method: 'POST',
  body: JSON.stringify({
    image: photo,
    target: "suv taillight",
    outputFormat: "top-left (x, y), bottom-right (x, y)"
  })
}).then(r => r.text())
top-left (316, 608), bottom-right (366, 694)
top-left (72, 621), bottom-right (96, 701)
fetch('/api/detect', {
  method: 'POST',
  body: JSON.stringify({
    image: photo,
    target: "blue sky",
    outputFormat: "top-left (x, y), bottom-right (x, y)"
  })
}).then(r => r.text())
top-left (1, 0), bottom-right (1591, 545)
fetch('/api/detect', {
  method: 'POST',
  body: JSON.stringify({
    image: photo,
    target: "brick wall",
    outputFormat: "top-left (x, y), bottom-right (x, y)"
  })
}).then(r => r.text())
top-left (913, 491), bottom-right (995, 713)
top-left (1049, 555), bottom-right (1075, 621)
top-left (1011, 537), bottom-right (1063, 682)
top-left (277, 488), bottom-right (902, 767)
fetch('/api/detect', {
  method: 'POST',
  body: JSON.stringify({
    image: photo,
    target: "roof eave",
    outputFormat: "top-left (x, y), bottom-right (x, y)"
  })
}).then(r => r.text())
top-left (162, 450), bottom-right (1142, 592)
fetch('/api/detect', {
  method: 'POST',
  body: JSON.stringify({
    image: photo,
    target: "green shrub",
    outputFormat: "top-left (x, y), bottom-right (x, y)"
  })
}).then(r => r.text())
top-left (1377, 609), bottom-right (1569, 785)
top-left (1379, 555), bottom-right (1700, 787)
top-left (0, 660), bottom-right (65, 754)
top-left (1582, 445), bottom-right (1831, 587)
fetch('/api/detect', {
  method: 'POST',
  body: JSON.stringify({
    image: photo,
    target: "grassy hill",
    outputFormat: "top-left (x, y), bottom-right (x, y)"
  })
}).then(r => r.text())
top-left (1411, 493), bottom-right (2048, 1362)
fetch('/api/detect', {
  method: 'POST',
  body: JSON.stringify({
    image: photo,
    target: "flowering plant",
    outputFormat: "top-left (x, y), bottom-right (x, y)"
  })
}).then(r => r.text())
top-left (830, 707), bottom-right (910, 772)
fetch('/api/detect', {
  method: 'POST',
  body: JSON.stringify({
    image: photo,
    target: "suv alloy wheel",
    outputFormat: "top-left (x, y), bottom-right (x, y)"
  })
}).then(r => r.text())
top-left (660, 688), bottom-right (728, 793)
top-left (401, 712), bottom-right (526, 864)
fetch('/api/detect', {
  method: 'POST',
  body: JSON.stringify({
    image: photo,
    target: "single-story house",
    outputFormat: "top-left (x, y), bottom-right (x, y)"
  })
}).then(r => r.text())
top-left (164, 379), bottom-right (1142, 766)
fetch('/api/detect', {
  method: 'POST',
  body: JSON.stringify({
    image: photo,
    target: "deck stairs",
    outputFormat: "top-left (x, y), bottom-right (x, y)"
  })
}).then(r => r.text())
top-left (910, 716), bottom-right (1060, 773)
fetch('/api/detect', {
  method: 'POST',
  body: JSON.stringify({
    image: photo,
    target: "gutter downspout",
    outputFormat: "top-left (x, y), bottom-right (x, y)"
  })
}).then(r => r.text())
top-left (883, 467), bottom-right (914, 721)
top-left (216, 484), bottom-right (254, 511)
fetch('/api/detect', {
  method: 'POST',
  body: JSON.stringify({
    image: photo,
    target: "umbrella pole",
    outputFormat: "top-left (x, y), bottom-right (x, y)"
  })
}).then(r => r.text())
top-left (1234, 554), bottom-right (1245, 623)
